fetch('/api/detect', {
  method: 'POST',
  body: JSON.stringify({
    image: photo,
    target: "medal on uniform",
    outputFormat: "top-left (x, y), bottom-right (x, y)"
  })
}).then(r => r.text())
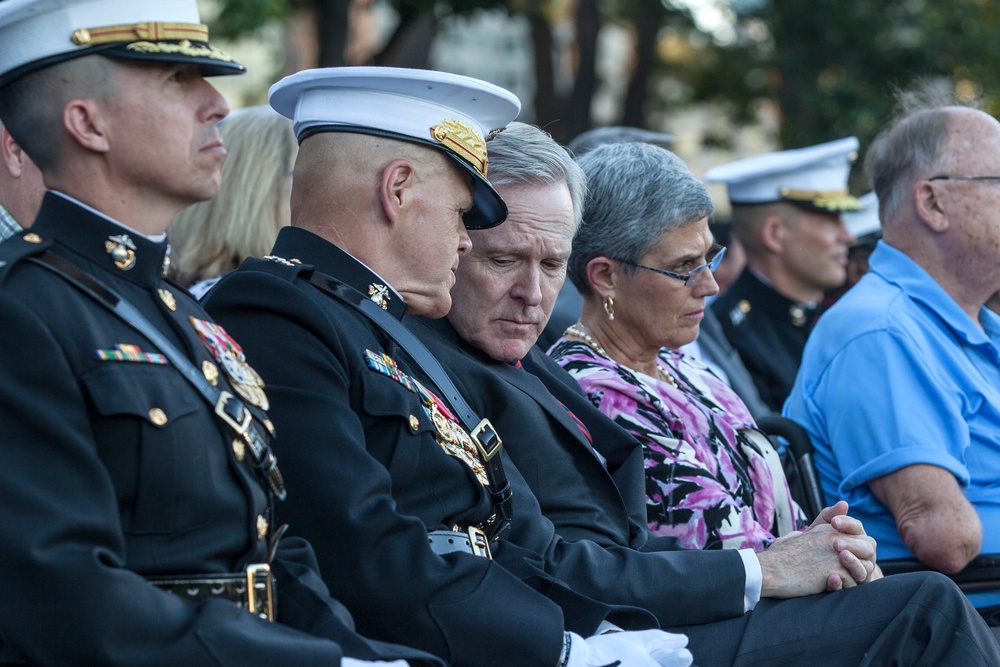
top-left (190, 317), bottom-right (269, 410)
top-left (105, 234), bottom-right (137, 271)
top-left (364, 349), bottom-right (488, 485)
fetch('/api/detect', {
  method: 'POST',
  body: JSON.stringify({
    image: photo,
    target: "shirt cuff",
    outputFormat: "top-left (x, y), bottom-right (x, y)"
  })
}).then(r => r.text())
top-left (739, 548), bottom-right (762, 611)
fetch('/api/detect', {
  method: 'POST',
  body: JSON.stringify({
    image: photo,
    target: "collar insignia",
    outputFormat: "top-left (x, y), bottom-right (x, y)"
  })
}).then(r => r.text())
top-left (368, 283), bottom-right (390, 310)
top-left (105, 234), bottom-right (137, 271)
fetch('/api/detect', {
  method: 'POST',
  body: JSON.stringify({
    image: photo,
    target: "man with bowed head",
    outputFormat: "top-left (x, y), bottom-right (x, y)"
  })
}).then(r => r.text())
top-left (0, 0), bottom-right (454, 665)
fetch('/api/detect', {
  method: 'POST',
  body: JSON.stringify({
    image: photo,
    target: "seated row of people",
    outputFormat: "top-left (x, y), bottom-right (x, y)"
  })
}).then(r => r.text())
top-left (0, 1), bottom-right (995, 662)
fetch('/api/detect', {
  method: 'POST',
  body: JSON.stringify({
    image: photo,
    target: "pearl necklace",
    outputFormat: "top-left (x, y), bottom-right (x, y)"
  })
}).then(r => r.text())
top-left (564, 323), bottom-right (678, 388)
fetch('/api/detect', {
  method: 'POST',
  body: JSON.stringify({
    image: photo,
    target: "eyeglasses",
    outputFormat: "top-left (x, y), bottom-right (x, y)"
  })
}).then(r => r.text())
top-left (617, 244), bottom-right (727, 287)
top-left (929, 175), bottom-right (1000, 183)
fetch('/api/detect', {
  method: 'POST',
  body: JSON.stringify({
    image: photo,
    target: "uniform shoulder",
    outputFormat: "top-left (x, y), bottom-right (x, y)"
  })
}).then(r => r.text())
top-left (0, 232), bottom-right (55, 287)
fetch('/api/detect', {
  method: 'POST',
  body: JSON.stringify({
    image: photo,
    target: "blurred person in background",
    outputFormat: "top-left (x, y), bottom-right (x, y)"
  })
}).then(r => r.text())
top-left (170, 105), bottom-right (296, 298)
top-left (707, 221), bottom-right (745, 296)
top-left (708, 138), bottom-right (860, 413)
top-left (0, 121), bottom-right (44, 241)
top-left (823, 191), bottom-right (882, 304)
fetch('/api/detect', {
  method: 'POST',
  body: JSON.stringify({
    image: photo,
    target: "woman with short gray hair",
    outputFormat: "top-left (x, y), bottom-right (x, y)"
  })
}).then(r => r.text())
top-left (550, 141), bottom-right (806, 551)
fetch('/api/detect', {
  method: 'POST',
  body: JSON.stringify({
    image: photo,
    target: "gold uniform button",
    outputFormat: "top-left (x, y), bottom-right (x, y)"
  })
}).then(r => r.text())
top-left (148, 407), bottom-right (168, 426)
top-left (202, 360), bottom-right (219, 386)
top-left (23, 233), bottom-right (42, 244)
top-left (409, 415), bottom-right (420, 431)
top-left (158, 288), bottom-right (177, 311)
top-left (256, 515), bottom-right (269, 540)
top-left (232, 437), bottom-right (246, 461)
top-left (738, 299), bottom-right (751, 314)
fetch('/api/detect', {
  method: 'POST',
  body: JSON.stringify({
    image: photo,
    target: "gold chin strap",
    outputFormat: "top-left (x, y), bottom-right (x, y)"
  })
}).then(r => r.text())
top-left (71, 22), bottom-right (210, 46)
top-left (779, 187), bottom-right (862, 212)
top-left (430, 119), bottom-right (489, 177)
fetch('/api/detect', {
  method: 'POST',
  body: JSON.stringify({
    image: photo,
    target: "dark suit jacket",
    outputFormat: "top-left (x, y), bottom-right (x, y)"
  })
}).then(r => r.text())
top-left (0, 195), bottom-right (438, 666)
top-left (405, 315), bottom-right (747, 620)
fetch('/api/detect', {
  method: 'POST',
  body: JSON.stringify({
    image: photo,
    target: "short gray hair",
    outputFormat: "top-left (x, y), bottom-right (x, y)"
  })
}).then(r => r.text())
top-left (567, 126), bottom-right (674, 157)
top-left (0, 55), bottom-right (116, 171)
top-left (568, 142), bottom-right (714, 297)
top-left (864, 83), bottom-right (977, 225)
top-left (486, 122), bottom-right (586, 231)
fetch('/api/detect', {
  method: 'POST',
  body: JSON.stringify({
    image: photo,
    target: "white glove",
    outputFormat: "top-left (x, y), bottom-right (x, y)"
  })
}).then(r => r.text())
top-left (341, 660), bottom-right (409, 667)
top-left (565, 629), bottom-right (692, 667)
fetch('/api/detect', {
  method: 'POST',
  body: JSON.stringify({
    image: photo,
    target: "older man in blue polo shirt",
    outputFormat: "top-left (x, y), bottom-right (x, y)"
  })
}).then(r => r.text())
top-left (785, 92), bottom-right (1000, 612)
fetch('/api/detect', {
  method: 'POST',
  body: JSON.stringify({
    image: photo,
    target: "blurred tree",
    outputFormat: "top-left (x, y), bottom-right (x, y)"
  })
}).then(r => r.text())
top-left (691, 0), bottom-right (1000, 178)
top-left (213, 0), bottom-right (1000, 168)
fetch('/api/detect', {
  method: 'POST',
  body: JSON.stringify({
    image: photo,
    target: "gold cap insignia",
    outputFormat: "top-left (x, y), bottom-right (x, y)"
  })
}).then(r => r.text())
top-left (429, 119), bottom-right (488, 177)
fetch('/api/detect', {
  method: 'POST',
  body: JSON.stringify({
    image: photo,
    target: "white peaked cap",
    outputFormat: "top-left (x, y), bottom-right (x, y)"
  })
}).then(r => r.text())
top-left (269, 66), bottom-right (522, 229)
top-left (842, 191), bottom-right (881, 242)
top-left (0, 0), bottom-right (243, 86)
top-left (706, 136), bottom-right (862, 213)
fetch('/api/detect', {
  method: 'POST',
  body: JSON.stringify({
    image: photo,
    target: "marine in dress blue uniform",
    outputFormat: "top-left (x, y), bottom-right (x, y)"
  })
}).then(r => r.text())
top-left (0, 2), bottom-right (440, 665)
top-left (708, 138), bottom-right (862, 412)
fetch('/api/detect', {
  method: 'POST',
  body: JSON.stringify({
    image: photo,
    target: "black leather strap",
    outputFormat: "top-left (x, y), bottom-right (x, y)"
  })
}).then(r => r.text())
top-left (306, 269), bottom-right (513, 538)
top-left (29, 250), bottom-right (286, 501)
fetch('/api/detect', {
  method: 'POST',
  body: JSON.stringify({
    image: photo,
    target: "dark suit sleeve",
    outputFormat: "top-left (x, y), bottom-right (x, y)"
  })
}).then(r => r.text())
top-left (0, 293), bottom-right (363, 666)
top-left (206, 270), bottom-right (568, 667)
top-left (499, 449), bottom-right (748, 627)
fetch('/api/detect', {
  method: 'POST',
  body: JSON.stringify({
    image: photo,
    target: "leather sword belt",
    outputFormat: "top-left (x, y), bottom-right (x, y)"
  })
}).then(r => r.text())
top-left (428, 526), bottom-right (492, 559)
top-left (148, 563), bottom-right (275, 621)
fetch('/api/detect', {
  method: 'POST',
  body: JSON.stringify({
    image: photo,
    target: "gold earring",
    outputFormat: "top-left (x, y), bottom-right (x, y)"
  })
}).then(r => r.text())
top-left (603, 296), bottom-right (615, 321)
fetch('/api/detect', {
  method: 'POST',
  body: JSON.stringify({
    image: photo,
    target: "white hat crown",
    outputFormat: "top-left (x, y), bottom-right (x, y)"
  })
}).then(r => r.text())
top-left (706, 136), bottom-right (861, 212)
top-left (269, 66), bottom-right (521, 229)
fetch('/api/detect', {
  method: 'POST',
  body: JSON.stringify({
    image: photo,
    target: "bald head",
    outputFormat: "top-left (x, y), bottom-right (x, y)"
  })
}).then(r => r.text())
top-left (289, 130), bottom-right (475, 317)
top-left (0, 55), bottom-right (117, 174)
top-left (291, 132), bottom-right (456, 237)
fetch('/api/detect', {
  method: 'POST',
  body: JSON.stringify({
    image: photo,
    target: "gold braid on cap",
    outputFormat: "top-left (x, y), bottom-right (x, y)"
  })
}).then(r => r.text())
top-left (430, 119), bottom-right (488, 177)
top-left (71, 22), bottom-right (210, 46)
top-left (126, 41), bottom-right (233, 62)
top-left (778, 187), bottom-right (862, 212)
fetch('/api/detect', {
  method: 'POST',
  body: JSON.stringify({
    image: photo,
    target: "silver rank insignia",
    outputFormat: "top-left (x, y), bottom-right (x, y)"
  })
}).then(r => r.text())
top-left (368, 283), bottom-right (390, 310)
top-left (189, 317), bottom-right (269, 410)
top-left (105, 234), bottom-right (137, 271)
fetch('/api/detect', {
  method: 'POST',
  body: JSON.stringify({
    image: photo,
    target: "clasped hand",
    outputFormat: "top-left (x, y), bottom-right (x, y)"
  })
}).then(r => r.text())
top-left (759, 500), bottom-right (880, 599)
